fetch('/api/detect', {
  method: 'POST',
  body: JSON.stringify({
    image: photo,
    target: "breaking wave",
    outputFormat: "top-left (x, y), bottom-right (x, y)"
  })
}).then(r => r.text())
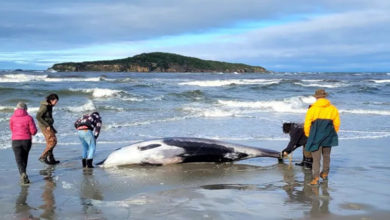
top-left (61, 100), bottom-right (96, 112)
top-left (69, 88), bottom-right (145, 101)
top-left (217, 96), bottom-right (316, 114)
top-left (294, 80), bottom-right (347, 88)
top-left (0, 74), bottom-right (101, 83)
top-left (340, 109), bottom-right (390, 116)
top-left (0, 105), bottom-right (14, 112)
top-left (69, 88), bottom-right (122, 98)
top-left (369, 79), bottom-right (390, 84)
top-left (183, 96), bottom-right (390, 117)
top-left (0, 105), bottom-right (39, 113)
top-left (179, 79), bottom-right (281, 87)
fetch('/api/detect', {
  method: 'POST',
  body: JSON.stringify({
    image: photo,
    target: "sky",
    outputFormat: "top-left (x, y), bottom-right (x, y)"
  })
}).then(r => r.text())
top-left (0, 0), bottom-right (389, 72)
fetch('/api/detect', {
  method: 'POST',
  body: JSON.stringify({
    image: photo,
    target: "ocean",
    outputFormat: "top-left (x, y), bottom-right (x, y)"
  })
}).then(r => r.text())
top-left (0, 70), bottom-right (390, 219)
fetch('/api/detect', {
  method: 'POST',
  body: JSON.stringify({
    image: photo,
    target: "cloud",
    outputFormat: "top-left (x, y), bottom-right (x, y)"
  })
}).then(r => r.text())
top-left (0, 0), bottom-right (389, 71)
top-left (2, 0), bottom-right (379, 50)
top-left (171, 9), bottom-right (390, 71)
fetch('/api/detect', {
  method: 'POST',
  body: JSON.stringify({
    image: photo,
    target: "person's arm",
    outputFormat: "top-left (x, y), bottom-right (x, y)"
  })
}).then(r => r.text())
top-left (29, 116), bottom-right (38, 136)
top-left (333, 107), bottom-right (340, 133)
top-left (36, 104), bottom-right (50, 128)
top-left (93, 117), bottom-right (102, 139)
top-left (74, 117), bottom-right (81, 129)
top-left (9, 117), bottom-right (13, 132)
top-left (304, 108), bottom-right (314, 137)
top-left (282, 127), bottom-right (300, 154)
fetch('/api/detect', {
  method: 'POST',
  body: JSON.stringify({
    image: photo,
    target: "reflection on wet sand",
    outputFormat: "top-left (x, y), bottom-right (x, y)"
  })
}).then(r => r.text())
top-left (39, 167), bottom-right (56, 219)
top-left (80, 169), bottom-right (103, 217)
top-left (15, 186), bottom-right (38, 220)
top-left (108, 163), bottom-right (269, 183)
top-left (278, 163), bottom-right (330, 218)
top-left (309, 181), bottom-right (330, 218)
top-left (99, 163), bottom-right (270, 201)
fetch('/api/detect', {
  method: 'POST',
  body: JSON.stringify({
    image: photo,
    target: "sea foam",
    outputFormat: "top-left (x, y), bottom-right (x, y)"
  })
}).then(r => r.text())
top-left (105, 116), bottom-right (190, 129)
top-left (339, 130), bottom-right (390, 140)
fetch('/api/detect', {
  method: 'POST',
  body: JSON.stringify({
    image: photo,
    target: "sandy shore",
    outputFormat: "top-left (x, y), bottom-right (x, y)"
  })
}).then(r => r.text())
top-left (0, 137), bottom-right (390, 219)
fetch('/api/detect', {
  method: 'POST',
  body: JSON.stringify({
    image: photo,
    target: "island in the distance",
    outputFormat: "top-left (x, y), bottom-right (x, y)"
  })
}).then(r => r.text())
top-left (49, 52), bottom-right (268, 73)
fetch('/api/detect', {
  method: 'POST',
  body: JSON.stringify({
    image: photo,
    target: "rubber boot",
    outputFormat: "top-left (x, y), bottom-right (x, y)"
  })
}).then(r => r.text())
top-left (295, 156), bottom-right (306, 166)
top-left (310, 177), bottom-right (320, 185)
top-left (20, 173), bottom-right (30, 185)
top-left (48, 150), bottom-right (60, 164)
top-left (320, 172), bottom-right (328, 180)
top-left (278, 152), bottom-right (284, 163)
top-left (304, 157), bottom-right (313, 169)
top-left (86, 159), bottom-right (94, 168)
top-left (39, 156), bottom-right (51, 165)
top-left (82, 159), bottom-right (87, 168)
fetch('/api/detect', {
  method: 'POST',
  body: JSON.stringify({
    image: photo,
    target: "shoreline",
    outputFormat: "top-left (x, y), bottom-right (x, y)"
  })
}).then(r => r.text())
top-left (0, 137), bottom-right (389, 219)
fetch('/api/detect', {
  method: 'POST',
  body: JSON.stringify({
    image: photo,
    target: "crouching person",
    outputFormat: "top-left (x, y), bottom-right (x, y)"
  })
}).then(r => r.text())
top-left (74, 112), bottom-right (102, 168)
top-left (281, 122), bottom-right (312, 169)
top-left (10, 102), bottom-right (37, 185)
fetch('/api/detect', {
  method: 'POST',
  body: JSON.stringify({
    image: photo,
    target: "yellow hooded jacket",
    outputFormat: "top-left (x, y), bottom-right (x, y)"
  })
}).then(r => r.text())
top-left (304, 98), bottom-right (340, 137)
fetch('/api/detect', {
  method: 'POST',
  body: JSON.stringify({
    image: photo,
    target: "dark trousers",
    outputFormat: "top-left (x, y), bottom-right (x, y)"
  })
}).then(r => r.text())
top-left (12, 140), bottom-right (32, 175)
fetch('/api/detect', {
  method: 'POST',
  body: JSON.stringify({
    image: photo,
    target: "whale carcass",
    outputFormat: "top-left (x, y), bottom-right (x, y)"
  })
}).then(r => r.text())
top-left (99, 137), bottom-right (281, 167)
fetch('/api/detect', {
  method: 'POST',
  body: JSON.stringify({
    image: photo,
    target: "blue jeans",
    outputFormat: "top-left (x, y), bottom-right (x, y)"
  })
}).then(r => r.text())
top-left (78, 130), bottom-right (96, 159)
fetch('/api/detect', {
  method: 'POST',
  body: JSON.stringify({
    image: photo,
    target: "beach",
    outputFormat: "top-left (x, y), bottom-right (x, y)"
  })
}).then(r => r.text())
top-left (1, 71), bottom-right (390, 219)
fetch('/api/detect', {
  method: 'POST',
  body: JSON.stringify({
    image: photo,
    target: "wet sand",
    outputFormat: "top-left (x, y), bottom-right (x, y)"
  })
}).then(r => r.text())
top-left (1, 137), bottom-right (390, 219)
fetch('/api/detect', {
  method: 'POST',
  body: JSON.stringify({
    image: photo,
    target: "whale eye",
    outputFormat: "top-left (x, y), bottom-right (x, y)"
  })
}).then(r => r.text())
top-left (138, 144), bottom-right (161, 151)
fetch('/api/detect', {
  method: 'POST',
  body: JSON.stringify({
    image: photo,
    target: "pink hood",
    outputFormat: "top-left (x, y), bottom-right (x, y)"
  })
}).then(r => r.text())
top-left (10, 109), bottom-right (37, 140)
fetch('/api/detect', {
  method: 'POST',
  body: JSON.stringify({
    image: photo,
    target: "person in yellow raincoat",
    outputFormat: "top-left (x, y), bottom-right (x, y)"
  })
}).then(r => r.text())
top-left (304, 89), bottom-right (340, 185)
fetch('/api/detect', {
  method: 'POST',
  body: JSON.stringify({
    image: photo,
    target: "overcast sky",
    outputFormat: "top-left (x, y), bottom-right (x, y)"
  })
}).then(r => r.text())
top-left (1, 0), bottom-right (389, 72)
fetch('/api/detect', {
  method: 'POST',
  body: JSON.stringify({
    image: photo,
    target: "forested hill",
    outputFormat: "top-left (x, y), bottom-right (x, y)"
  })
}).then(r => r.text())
top-left (50, 52), bottom-right (268, 73)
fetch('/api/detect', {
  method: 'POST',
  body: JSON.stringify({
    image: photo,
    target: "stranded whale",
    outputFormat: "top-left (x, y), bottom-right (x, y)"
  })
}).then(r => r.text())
top-left (98, 137), bottom-right (281, 167)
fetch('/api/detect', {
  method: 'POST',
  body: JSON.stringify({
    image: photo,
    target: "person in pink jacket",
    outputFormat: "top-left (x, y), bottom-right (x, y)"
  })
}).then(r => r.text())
top-left (10, 102), bottom-right (37, 185)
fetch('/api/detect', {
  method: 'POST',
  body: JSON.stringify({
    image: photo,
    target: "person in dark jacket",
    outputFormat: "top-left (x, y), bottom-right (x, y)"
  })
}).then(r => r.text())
top-left (281, 122), bottom-right (312, 169)
top-left (304, 89), bottom-right (340, 185)
top-left (36, 94), bottom-right (59, 165)
top-left (10, 102), bottom-right (37, 185)
top-left (74, 112), bottom-right (102, 168)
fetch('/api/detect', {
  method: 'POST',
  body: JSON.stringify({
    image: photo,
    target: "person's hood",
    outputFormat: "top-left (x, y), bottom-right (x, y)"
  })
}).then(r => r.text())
top-left (40, 101), bottom-right (49, 105)
top-left (312, 98), bottom-right (331, 108)
top-left (13, 109), bottom-right (28, 117)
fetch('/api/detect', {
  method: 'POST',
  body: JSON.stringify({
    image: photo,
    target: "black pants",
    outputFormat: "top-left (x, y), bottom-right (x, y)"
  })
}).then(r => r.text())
top-left (12, 140), bottom-right (32, 175)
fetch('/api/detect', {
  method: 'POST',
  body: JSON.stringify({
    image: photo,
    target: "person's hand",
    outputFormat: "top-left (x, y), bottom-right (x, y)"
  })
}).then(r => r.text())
top-left (282, 151), bottom-right (289, 158)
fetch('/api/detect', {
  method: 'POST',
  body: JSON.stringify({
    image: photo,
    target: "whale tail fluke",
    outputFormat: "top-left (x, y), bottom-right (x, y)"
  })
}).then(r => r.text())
top-left (96, 159), bottom-right (106, 166)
